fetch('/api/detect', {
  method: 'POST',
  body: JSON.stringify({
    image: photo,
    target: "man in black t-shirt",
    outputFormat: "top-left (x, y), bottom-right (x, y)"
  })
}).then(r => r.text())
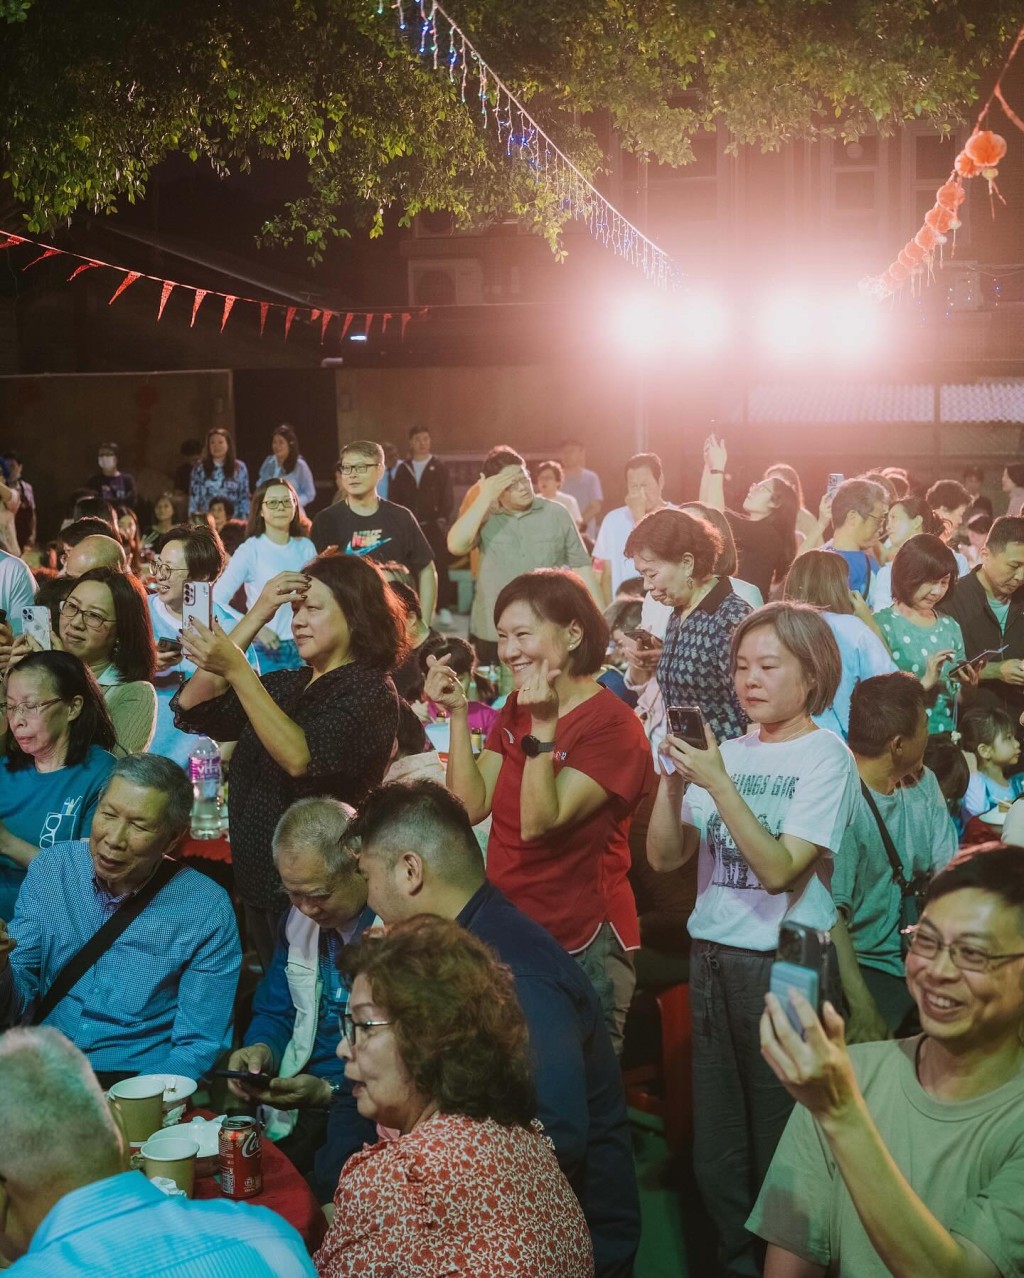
top-left (311, 440), bottom-right (438, 623)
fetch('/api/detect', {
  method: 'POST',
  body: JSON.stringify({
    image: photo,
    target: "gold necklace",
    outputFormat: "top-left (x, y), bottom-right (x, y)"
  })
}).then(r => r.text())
top-left (760, 717), bottom-right (815, 744)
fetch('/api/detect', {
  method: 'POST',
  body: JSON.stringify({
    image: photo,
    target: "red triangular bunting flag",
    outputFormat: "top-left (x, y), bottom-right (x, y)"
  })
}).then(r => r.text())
top-left (284, 306), bottom-right (297, 339)
top-left (364, 313), bottom-right (376, 338)
top-left (0, 233), bottom-right (26, 250)
top-left (401, 312), bottom-right (412, 339)
top-left (259, 303), bottom-right (270, 336)
top-left (157, 281), bottom-right (175, 320)
top-left (67, 261), bottom-right (102, 282)
top-left (320, 311), bottom-right (335, 343)
top-left (109, 272), bottom-right (141, 305)
top-left (309, 309), bottom-right (321, 323)
top-left (340, 312), bottom-right (354, 340)
top-left (220, 296), bottom-right (236, 333)
top-left (381, 312), bottom-right (393, 334)
top-left (24, 247), bottom-right (62, 269)
top-left (190, 289), bottom-right (208, 327)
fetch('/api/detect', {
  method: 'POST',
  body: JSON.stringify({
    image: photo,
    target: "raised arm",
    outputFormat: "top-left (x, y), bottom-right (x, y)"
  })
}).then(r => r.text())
top-left (647, 768), bottom-right (700, 872)
top-left (423, 656), bottom-right (502, 822)
top-left (700, 434), bottom-right (728, 511)
top-left (446, 469), bottom-right (520, 555)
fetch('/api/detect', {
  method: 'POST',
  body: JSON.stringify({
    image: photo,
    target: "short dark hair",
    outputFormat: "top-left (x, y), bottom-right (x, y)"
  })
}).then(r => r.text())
top-left (493, 569), bottom-right (608, 676)
top-left (678, 502), bottom-right (739, 577)
top-left (924, 845), bottom-right (1024, 927)
top-left (967, 511), bottom-right (993, 536)
top-left (97, 441), bottom-right (119, 457)
top-left (154, 524), bottom-right (228, 582)
top-left (340, 440), bottom-right (384, 467)
top-left (338, 914), bottom-right (536, 1127)
top-left (958, 706), bottom-right (1018, 755)
top-left (208, 496), bottom-right (235, 519)
top-left (304, 552), bottom-right (408, 671)
top-left (925, 480), bottom-right (970, 513)
top-left (890, 534), bottom-right (958, 607)
top-left (417, 634), bottom-right (475, 679)
top-left (986, 516), bottom-right (1024, 554)
top-left (625, 452), bottom-right (662, 483)
top-left (5, 651), bottom-right (116, 771)
top-left (408, 425), bottom-right (430, 440)
top-left (922, 734), bottom-right (970, 809)
top-left (69, 568), bottom-right (157, 682)
top-left (245, 478), bottom-right (308, 541)
top-left (537, 459), bottom-right (563, 483)
top-left (61, 517), bottom-right (117, 549)
top-left (1005, 463), bottom-right (1024, 488)
top-left (351, 778), bottom-right (483, 888)
top-left (847, 672), bottom-right (926, 757)
top-left (831, 479), bottom-right (886, 528)
top-left (624, 508), bottom-right (723, 579)
top-left (730, 603), bottom-right (842, 718)
top-left (395, 699), bottom-right (430, 758)
top-left (481, 446), bottom-right (524, 478)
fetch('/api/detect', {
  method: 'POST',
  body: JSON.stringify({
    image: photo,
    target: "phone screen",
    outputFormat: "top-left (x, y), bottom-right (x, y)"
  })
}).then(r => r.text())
top-left (769, 961), bottom-right (821, 1037)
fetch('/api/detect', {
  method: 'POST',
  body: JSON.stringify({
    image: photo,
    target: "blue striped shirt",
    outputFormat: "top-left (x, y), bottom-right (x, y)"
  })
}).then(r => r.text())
top-left (0, 841), bottom-right (240, 1077)
top-left (10, 1172), bottom-right (315, 1277)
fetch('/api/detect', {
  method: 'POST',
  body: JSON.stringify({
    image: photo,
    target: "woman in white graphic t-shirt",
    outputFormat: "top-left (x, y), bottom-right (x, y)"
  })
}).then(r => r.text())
top-left (647, 601), bottom-right (859, 1278)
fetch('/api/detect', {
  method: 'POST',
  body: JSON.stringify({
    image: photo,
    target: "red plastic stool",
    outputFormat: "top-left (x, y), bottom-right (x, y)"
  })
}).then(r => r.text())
top-left (623, 982), bottom-right (693, 1151)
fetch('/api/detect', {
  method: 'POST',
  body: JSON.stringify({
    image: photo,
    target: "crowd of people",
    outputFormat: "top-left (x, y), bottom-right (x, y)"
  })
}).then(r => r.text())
top-left (0, 425), bottom-right (1022, 1278)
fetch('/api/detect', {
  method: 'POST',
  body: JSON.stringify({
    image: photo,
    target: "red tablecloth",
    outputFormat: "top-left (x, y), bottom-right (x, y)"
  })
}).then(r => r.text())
top-left (960, 815), bottom-right (1006, 848)
top-left (190, 1117), bottom-right (326, 1256)
top-left (180, 834), bottom-right (233, 865)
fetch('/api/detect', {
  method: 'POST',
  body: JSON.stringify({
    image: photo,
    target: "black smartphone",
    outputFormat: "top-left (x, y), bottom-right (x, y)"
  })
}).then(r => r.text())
top-left (667, 704), bottom-right (708, 749)
top-left (157, 636), bottom-right (183, 656)
top-left (215, 1068), bottom-right (273, 1086)
top-left (769, 922), bottom-right (835, 1037)
top-left (948, 645), bottom-right (1007, 678)
top-left (623, 626), bottom-right (658, 651)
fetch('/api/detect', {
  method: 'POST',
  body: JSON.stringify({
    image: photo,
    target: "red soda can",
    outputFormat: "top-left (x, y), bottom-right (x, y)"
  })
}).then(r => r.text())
top-left (219, 1116), bottom-right (263, 1198)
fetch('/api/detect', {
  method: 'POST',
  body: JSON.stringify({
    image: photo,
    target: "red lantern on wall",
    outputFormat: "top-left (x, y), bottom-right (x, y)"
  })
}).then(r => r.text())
top-left (964, 130), bottom-right (1008, 174)
top-left (925, 205), bottom-right (954, 234)
top-left (914, 225), bottom-right (939, 252)
top-left (955, 151), bottom-right (980, 178)
top-left (890, 261), bottom-right (909, 282)
top-left (904, 241), bottom-right (925, 264)
top-left (936, 180), bottom-right (966, 211)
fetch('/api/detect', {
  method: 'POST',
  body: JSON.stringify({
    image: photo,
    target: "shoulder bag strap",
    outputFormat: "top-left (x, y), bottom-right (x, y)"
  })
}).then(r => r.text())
top-left (31, 858), bottom-right (182, 1026)
top-left (859, 781), bottom-right (910, 894)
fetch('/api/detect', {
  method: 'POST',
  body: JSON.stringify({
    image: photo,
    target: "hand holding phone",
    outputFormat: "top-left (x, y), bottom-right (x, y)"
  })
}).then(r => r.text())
top-left (769, 922), bottom-right (835, 1038)
top-left (667, 704), bottom-right (708, 750)
top-left (21, 605), bottom-right (52, 651)
top-left (948, 645), bottom-right (1008, 679)
top-left (622, 626), bottom-right (658, 651)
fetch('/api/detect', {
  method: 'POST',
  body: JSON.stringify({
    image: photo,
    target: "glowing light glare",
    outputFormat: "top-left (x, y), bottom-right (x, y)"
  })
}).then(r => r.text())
top-left (827, 297), bottom-right (883, 359)
top-left (675, 292), bottom-right (730, 353)
top-left (756, 293), bottom-right (819, 358)
top-left (610, 298), bottom-right (665, 355)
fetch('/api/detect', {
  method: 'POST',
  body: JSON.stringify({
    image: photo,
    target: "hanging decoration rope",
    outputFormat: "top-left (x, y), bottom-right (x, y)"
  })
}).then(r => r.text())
top-left (0, 229), bottom-right (423, 342)
top-left (378, 0), bottom-right (683, 290)
top-left (862, 23), bottom-right (1024, 302)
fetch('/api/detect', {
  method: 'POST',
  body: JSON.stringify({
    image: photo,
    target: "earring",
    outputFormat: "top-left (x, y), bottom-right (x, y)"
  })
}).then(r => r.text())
top-left (686, 576), bottom-right (694, 589)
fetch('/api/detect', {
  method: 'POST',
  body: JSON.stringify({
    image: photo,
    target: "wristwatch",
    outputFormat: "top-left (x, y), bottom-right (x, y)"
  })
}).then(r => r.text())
top-left (521, 734), bottom-right (556, 758)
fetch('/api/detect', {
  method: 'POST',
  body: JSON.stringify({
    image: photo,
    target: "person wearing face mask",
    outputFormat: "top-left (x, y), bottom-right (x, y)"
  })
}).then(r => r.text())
top-left (875, 535), bottom-right (972, 735)
top-left (446, 446), bottom-right (599, 667)
top-left (750, 845), bottom-right (1024, 1278)
top-left (647, 602), bottom-right (859, 1278)
top-left (592, 452), bottom-right (670, 604)
top-left (939, 515), bottom-right (1024, 743)
top-left (87, 443), bottom-right (137, 510)
top-left (214, 480), bottom-right (316, 674)
top-left (424, 568), bottom-right (652, 1053)
top-left (189, 428), bottom-right (250, 520)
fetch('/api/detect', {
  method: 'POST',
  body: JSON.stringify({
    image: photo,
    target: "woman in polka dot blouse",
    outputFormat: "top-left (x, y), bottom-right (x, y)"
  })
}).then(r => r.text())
top-left (875, 534), bottom-right (974, 734)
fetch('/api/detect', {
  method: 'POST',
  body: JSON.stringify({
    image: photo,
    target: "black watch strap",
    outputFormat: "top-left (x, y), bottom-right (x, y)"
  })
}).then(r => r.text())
top-left (522, 734), bottom-right (556, 757)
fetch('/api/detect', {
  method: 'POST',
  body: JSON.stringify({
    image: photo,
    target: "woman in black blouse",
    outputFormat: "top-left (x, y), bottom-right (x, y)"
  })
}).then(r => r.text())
top-left (173, 552), bottom-right (405, 968)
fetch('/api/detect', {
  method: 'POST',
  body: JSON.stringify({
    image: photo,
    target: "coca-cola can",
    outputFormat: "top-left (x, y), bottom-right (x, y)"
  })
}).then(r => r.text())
top-left (219, 1116), bottom-right (263, 1198)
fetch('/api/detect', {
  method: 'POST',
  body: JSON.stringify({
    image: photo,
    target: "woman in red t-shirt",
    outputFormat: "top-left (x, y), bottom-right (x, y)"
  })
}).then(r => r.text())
top-left (424, 568), bottom-right (653, 1052)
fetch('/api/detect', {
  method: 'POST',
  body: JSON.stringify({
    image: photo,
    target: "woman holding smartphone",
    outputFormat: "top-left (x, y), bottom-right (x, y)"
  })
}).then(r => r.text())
top-left (646, 601), bottom-right (859, 1278)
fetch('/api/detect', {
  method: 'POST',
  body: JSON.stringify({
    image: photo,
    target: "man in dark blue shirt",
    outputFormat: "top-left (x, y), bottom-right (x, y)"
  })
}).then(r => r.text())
top-left (226, 797), bottom-right (376, 1202)
top-left (351, 778), bottom-right (641, 1278)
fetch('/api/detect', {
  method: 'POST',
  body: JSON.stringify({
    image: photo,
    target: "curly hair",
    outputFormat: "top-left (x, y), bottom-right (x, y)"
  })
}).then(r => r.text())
top-left (339, 916), bottom-right (536, 1128)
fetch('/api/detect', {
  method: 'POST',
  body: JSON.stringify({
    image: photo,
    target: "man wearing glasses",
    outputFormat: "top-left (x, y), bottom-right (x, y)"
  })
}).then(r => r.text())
top-left (310, 441), bottom-right (438, 625)
top-left (822, 477), bottom-right (889, 597)
top-left (749, 844), bottom-right (1024, 1278)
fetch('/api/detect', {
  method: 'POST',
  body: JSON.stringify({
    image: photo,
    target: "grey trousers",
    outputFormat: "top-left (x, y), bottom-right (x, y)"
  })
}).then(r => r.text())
top-left (574, 922), bottom-right (637, 1057)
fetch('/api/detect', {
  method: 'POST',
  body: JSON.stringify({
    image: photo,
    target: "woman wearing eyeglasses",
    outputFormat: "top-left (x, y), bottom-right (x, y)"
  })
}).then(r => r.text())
top-left (314, 915), bottom-right (594, 1278)
top-left (213, 479), bottom-right (316, 673)
top-left (188, 427), bottom-right (251, 521)
top-left (0, 650), bottom-right (116, 918)
top-left (147, 524), bottom-right (260, 766)
top-left (751, 845), bottom-right (1024, 1278)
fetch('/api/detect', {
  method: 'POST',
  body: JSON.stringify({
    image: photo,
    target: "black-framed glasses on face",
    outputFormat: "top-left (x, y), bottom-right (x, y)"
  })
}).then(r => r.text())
top-left (338, 1010), bottom-right (392, 1046)
top-left (338, 463), bottom-right (371, 477)
top-left (58, 599), bottom-right (114, 632)
top-left (263, 498), bottom-right (294, 511)
top-left (902, 925), bottom-right (1024, 973)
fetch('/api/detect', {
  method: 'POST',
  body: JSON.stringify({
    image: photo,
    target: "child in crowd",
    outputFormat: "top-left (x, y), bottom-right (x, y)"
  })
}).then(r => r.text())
top-left (418, 636), bottom-right (499, 738)
top-left (959, 707), bottom-right (1024, 821)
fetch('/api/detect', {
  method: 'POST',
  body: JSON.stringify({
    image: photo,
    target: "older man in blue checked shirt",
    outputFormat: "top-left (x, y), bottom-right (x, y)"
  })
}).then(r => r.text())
top-left (0, 1028), bottom-right (314, 1276)
top-left (0, 754), bottom-right (240, 1085)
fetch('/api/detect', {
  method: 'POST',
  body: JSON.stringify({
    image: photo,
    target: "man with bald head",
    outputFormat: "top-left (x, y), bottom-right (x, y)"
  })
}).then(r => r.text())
top-left (63, 534), bottom-right (127, 578)
top-left (0, 1028), bottom-right (315, 1274)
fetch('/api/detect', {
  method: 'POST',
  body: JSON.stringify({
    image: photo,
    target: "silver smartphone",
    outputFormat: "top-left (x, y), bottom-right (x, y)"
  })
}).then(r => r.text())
top-left (21, 605), bottom-right (52, 650)
top-left (181, 581), bottom-right (213, 635)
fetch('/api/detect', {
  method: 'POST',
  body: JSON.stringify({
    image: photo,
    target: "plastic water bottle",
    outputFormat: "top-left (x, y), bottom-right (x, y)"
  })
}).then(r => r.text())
top-left (189, 738), bottom-right (223, 839)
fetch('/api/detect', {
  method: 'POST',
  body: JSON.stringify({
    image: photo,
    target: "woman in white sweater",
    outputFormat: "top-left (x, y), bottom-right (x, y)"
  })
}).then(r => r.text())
top-left (214, 478), bottom-right (316, 673)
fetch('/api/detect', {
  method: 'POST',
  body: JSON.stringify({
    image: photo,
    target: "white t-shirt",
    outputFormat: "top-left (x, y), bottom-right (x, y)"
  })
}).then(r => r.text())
top-left (593, 505), bottom-right (640, 596)
top-left (683, 727), bottom-right (859, 949)
top-left (552, 490), bottom-right (582, 526)
top-left (411, 456), bottom-right (431, 483)
top-left (213, 534), bottom-right (317, 641)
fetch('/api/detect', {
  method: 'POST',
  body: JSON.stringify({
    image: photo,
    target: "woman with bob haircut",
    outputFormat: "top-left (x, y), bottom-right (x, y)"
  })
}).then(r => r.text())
top-left (783, 550), bottom-right (896, 737)
top-left (56, 566), bottom-right (157, 756)
top-left (256, 424), bottom-right (316, 509)
top-left (424, 568), bottom-right (653, 1050)
top-left (623, 507), bottom-right (753, 744)
top-left (188, 426), bottom-right (251, 520)
top-left (751, 844), bottom-right (1024, 1277)
top-left (314, 915), bottom-right (593, 1277)
top-left (874, 533), bottom-right (972, 735)
top-left (0, 650), bottom-right (117, 917)
top-left (174, 552), bottom-right (405, 968)
top-left (647, 601), bottom-right (859, 1277)
top-left (214, 478), bottom-right (316, 673)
